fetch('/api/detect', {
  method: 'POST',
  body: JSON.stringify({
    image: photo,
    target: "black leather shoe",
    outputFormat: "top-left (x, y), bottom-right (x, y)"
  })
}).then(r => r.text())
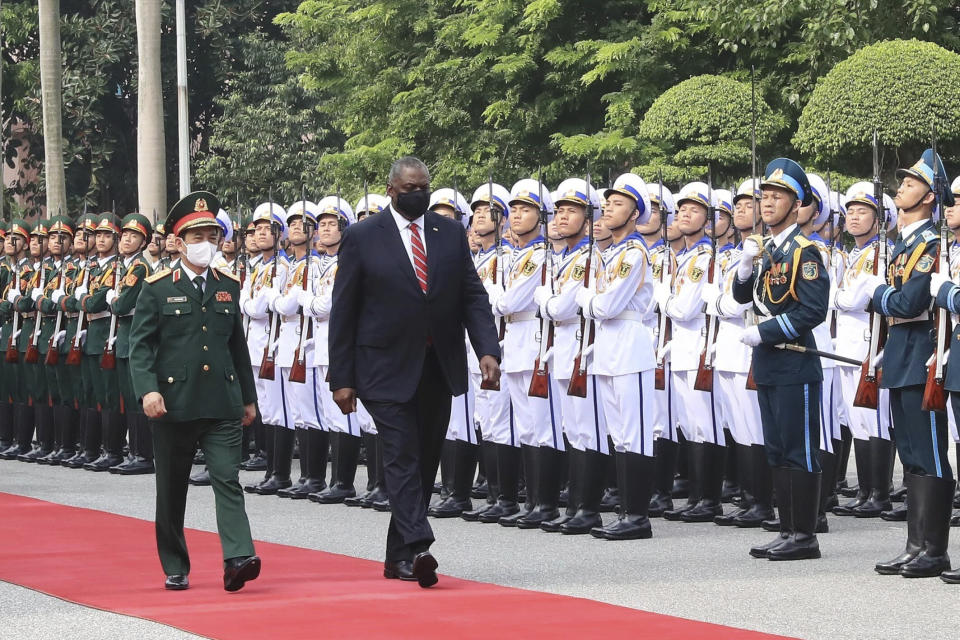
top-left (680, 500), bottom-right (723, 523)
top-left (412, 551), bottom-right (439, 588)
top-left (370, 497), bottom-right (392, 512)
top-left (165, 575), bottom-right (189, 590)
top-left (84, 453), bottom-right (125, 472)
top-left (880, 502), bottom-right (908, 521)
top-left (312, 482), bottom-right (356, 504)
top-left (648, 491), bottom-right (673, 518)
top-left (289, 479), bottom-right (326, 500)
top-left (255, 476), bottom-right (292, 495)
top-left (383, 560), bottom-right (415, 580)
top-left (189, 469), bottom-right (211, 486)
top-left (750, 533), bottom-right (789, 558)
top-left (714, 506), bottom-right (748, 526)
top-left (277, 479), bottom-right (305, 498)
top-left (240, 454), bottom-right (267, 471)
top-left (478, 501), bottom-right (519, 523)
top-left (361, 487), bottom-right (389, 508)
top-left (941, 566), bottom-right (960, 583)
top-left (951, 510), bottom-right (960, 527)
top-left (223, 556), bottom-right (261, 592)
top-left (428, 496), bottom-right (473, 518)
top-left (117, 457), bottom-right (155, 475)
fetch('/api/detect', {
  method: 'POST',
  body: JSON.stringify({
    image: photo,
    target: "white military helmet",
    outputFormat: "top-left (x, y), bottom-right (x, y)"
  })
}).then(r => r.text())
top-left (554, 178), bottom-right (602, 212)
top-left (734, 178), bottom-right (761, 204)
top-left (285, 200), bottom-right (320, 227)
top-left (509, 178), bottom-right (555, 215)
top-left (806, 173), bottom-right (831, 228)
top-left (952, 176), bottom-right (960, 199)
top-left (429, 188), bottom-right (471, 228)
top-left (676, 181), bottom-right (716, 212)
top-left (605, 173), bottom-right (652, 225)
top-left (829, 190), bottom-right (846, 229)
top-left (647, 182), bottom-right (675, 226)
top-left (215, 209), bottom-right (234, 243)
top-left (844, 182), bottom-right (894, 230)
top-left (470, 182), bottom-right (511, 215)
top-left (252, 201), bottom-right (288, 240)
top-left (882, 193), bottom-right (899, 230)
top-left (316, 195), bottom-right (356, 228)
top-left (714, 189), bottom-right (734, 217)
top-left (355, 193), bottom-right (389, 218)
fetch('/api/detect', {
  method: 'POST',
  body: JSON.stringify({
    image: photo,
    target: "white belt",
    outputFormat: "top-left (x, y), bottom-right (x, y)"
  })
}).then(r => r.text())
top-left (887, 311), bottom-right (930, 327)
top-left (86, 311), bottom-right (110, 321)
top-left (553, 319), bottom-right (578, 327)
top-left (505, 312), bottom-right (537, 323)
top-left (612, 310), bottom-right (644, 322)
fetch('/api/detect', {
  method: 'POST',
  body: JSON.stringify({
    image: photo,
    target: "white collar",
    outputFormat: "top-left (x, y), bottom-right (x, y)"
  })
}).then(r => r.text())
top-left (182, 265), bottom-right (210, 284)
top-left (900, 219), bottom-right (927, 241)
top-left (772, 223), bottom-right (798, 249)
top-left (390, 205), bottom-right (424, 231)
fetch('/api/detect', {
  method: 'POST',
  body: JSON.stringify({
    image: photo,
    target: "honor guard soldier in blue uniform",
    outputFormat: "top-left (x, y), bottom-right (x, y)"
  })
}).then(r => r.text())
top-left (733, 159), bottom-right (830, 561)
top-left (873, 149), bottom-right (955, 579)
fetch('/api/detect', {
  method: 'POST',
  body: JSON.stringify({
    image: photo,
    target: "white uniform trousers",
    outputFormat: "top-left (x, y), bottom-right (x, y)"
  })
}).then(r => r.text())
top-left (556, 375), bottom-right (609, 453)
top-left (653, 364), bottom-right (677, 442)
top-left (716, 371), bottom-right (764, 446)
top-left (818, 369), bottom-right (839, 453)
top-left (356, 400), bottom-right (376, 435)
top-left (671, 369), bottom-right (724, 445)
top-left (284, 367), bottom-right (324, 430)
top-left (597, 371), bottom-right (655, 456)
top-left (504, 371), bottom-right (564, 450)
top-left (949, 395), bottom-right (959, 442)
top-left (836, 364), bottom-right (892, 441)
top-left (257, 369), bottom-right (293, 430)
top-left (445, 376), bottom-right (477, 444)
top-left (471, 372), bottom-right (516, 447)
top-left (315, 365), bottom-right (360, 436)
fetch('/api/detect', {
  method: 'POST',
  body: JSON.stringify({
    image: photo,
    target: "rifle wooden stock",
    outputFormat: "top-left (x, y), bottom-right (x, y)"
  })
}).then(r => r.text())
top-left (259, 342), bottom-right (276, 380)
top-left (44, 339), bottom-right (59, 366)
top-left (24, 343), bottom-right (39, 364)
top-left (745, 364), bottom-right (757, 391)
top-left (99, 349), bottom-right (116, 370)
top-left (921, 359), bottom-right (947, 412)
top-left (5, 337), bottom-right (19, 364)
top-left (654, 318), bottom-right (671, 390)
top-left (923, 223), bottom-right (949, 412)
top-left (693, 348), bottom-right (714, 392)
top-left (528, 324), bottom-right (553, 399)
top-left (288, 355), bottom-right (307, 384)
top-left (853, 359), bottom-right (880, 409)
top-left (567, 321), bottom-right (594, 398)
top-left (65, 342), bottom-right (83, 366)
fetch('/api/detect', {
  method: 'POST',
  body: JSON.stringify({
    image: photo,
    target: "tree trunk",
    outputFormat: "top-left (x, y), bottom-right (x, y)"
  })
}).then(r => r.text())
top-left (38, 0), bottom-right (66, 218)
top-left (136, 0), bottom-right (167, 222)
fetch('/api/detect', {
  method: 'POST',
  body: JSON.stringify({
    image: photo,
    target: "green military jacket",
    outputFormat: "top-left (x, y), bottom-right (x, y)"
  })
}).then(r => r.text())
top-left (0, 259), bottom-right (12, 336)
top-left (36, 257), bottom-right (74, 355)
top-left (129, 264), bottom-right (257, 423)
top-left (79, 255), bottom-right (119, 356)
top-left (13, 258), bottom-right (40, 351)
top-left (109, 252), bottom-right (152, 358)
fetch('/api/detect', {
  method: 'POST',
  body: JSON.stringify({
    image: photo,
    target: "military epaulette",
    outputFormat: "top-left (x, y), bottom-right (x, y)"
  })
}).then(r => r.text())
top-left (145, 268), bottom-right (172, 284)
top-left (921, 229), bottom-right (938, 243)
top-left (794, 235), bottom-right (813, 248)
top-left (625, 240), bottom-right (645, 251)
top-left (217, 267), bottom-right (240, 283)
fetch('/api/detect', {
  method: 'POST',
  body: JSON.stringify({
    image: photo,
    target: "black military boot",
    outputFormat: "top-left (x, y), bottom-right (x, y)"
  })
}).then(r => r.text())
top-left (68, 407), bottom-right (100, 468)
top-left (560, 448), bottom-right (607, 534)
top-left (816, 450), bottom-right (837, 533)
top-left (345, 432), bottom-right (376, 506)
top-left (593, 451), bottom-right (654, 540)
top-left (293, 428), bottom-right (330, 499)
top-left (876, 473), bottom-right (922, 574)
top-left (721, 431), bottom-right (741, 503)
top-left (365, 434), bottom-right (390, 508)
top-left (314, 432), bottom-right (360, 503)
top-left (12, 404), bottom-right (37, 461)
top-left (479, 443), bottom-right (521, 523)
top-left (542, 448), bottom-right (579, 532)
top-left (735, 444), bottom-right (775, 527)
top-left (682, 442), bottom-right (725, 522)
top-left (599, 437), bottom-right (620, 512)
top-left (716, 443), bottom-right (753, 525)
top-left (835, 425), bottom-right (853, 494)
top-left (432, 439), bottom-right (456, 498)
top-left (899, 474), bottom-right (955, 578)
top-left (750, 467), bottom-right (793, 558)
top-left (500, 444), bottom-right (537, 526)
top-left (672, 435), bottom-right (691, 498)
top-left (0, 401), bottom-right (13, 451)
top-left (245, 424), bottom-right (276, 492)
top-left (62, 408), bottom-right (91, 467)
top-left (429, 439), bottom-right (477, 517)
top-left (49, 405), bottom-right (79, 464)
top-left (279, 428), bottom-right (310, 498)
top-left (767, 469), bottom-right (821, 561)
top-left (37, 404), bottom-right (63, 465)
top-left (85, 411), bottom-right (125, 471)
top-left (665, 441), bottom-right (701, 520)
top-left (109, 414), bottom-right (136, 473)
top-left (472, 433), bottom-right (488, 499)
top-left (256, 427), bottom-right (295, 495)
top-left (852, 437), bottom-right (893, 517)
top-left (517, 447), bottom-right (563, 528)
top-left (21, 404), bottom-right (53, 462)
top-left (463, 439), bottom-right (500, 521)
top-left (649, 437), bottom-right (677, 517)
top-left (833, 438), bottom-right (870, 514)
top-left (118, 414), bottom-right (155, 475)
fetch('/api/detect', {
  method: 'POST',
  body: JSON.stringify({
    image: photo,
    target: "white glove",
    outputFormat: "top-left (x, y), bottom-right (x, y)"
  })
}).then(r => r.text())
top-left (575, 287), bottom-right (595, 313)
top-left (863, 274), bottom-right (886, 294)
top-left (930, 272), bottom-right (950, 297)
top-left (74, 286), bottom-right (88, 301)
top-left (653, 282), bottom-right (671, 308)
top-left (53, 330), bottom-right (67, 347)
top-left (5, 289), bottom-right (17, 304)
top-left (740, 325), bottom-right (762, 347)
top-left (296, 289), bottom-right (314, 308)
top-left (77, 329), bottom-right (87, 345)
top-left (51, 289), bottom-right (66, 304)
top-left (106, 336), bottom-right (117, 349)
top-left (484, 281), bottom-right (505, 306)
top-left (737, 252), bottom-right (757, 282)
top-left (701, 283), bottom-right (721, 308)
top-left (533, 285), bottom-right (552, 308)
top-left (827, 285), bottom-right (838, 310)
top-left (105, 289), bottom-right (118, 305)
top-left (30, 288), bottom-right (43, 302)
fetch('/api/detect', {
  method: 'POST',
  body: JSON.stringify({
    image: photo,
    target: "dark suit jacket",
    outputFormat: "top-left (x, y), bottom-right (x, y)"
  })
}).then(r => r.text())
top-left (329, 209), bottom-right (500, 403)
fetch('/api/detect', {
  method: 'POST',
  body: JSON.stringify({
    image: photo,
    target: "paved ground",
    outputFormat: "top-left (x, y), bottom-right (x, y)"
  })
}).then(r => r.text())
top-left (2, 457), bottom-right (960, 640)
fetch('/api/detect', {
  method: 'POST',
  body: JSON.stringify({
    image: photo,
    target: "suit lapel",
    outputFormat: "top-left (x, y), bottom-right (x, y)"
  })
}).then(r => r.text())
top-left (379, 210), bottom-right (421, 294)
top-left (424, 212), bottom-right (442, 296)
top-left (203, 269), bottom-right (218, 305)
top-left (175, 266), bottom-right (202, 303)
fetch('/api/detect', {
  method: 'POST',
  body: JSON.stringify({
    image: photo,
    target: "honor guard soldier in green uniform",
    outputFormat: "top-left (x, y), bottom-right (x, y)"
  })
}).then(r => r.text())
top-left (1, 219), bottom-right (33, 459)
top-left (16, 220), bottom-right (51, 462)
top-left (872, 149), bottom-right (956, 579)
top-left (733, 158), bottom-right (830, 561)
top-left (0, 222), bottom-right (13, 452)
top-left (129, 191), bottom-right (260, 592)
top-left (109, 213), bottom-right (155, 475)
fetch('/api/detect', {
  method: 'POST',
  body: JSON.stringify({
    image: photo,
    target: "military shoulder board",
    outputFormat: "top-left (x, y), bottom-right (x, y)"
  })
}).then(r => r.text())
top-left (921, 229), bottom-right (938, 243)
top-left (217, 267), bottom-right (241, 283)
top-left (145, 269), bottom-right (172, 284)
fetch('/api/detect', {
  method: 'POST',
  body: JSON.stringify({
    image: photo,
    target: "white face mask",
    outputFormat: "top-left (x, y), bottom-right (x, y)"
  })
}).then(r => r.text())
top-left (183, 241), bottom-right (218, 269)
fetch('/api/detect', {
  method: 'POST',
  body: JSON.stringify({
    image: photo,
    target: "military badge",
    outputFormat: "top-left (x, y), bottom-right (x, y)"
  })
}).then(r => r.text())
top-left (618, 262), bottom-right (632, 279)
top-left (216, 291), bottom-right (233, 302)
top-left (801, 261), bottom-right (819, 280)
top-left (916, 255), bottom-right (935, 273)
top-left (477, 267), bottom-right (487, 281)
top-left (864, 260), bottom-right (873, 273)
top-left (572, 264), bottom-right (586, 281)
top-left (124, 273), bottom-right (138, 287)
top-left (690, 267), bottom-right (704, 283)
top-left (522, 260), bottom-right (539, 277)
top-left (652, 263), bottom-right (662, 279)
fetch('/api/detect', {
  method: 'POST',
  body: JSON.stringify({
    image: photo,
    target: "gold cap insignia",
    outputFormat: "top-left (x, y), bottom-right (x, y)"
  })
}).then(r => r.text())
top-left (770, 168), bottom-right (785, 180)
top-left (195, 198), bottom-right (208, 212)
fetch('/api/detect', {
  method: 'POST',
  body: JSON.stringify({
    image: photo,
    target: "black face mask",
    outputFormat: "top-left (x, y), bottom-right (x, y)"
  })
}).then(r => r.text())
top-left (395, 188), bottom-right (431, 220)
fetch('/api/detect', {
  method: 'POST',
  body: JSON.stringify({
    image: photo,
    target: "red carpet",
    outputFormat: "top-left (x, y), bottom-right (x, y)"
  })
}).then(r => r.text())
top-left (0, 492), bottom-right (793, 639)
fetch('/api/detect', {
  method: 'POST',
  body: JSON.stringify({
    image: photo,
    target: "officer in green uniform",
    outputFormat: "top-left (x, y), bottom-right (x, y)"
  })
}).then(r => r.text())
top-left (109, 212), bottom-right (155, 475)
top-left (0, 222), bottom-right (13, 451)
top-left (733, 158), bottom-right (830, 561)
top-left (129, 191), bottom-right (260, 592)
top-left (1, 219), bottom-right (35, 459)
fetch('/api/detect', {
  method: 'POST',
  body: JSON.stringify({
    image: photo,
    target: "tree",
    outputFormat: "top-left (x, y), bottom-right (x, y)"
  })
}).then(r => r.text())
top-left (135, 0), bottom-right (164, 221)
top-left (794, 39), bottom-right (960, 177)
top-left (37, 0), bottom-right (65, 216)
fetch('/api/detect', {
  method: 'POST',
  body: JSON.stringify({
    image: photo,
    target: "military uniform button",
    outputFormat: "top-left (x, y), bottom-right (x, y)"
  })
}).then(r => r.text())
top-left (167, 377), bottom-right (174, 383)
top-left (203, 345), bottom-right (208, 351)
top-left (201, 306), bottom-right (206, 312)
top-left (175, 309), bottom-right (181, 315)
top-left (229, 374), bottom-right (235, 381)
top-left (203, 364), bottom-right (210, 372)
top-left (202, 326), bottom-right (207, 332)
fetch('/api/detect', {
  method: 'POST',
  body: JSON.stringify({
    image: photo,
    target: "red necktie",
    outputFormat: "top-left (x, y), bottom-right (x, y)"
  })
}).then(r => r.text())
top-left (409, 222), bottom-right (428, 293)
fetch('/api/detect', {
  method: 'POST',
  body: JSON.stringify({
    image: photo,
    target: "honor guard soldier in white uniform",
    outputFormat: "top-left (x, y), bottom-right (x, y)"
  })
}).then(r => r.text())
top-left (705, 178), bottom-right (775, 528)
top-left (656, 182), bottom-right (725, 523)
top-left (944, 177), bottom-right (960, 532)
top-left (486, 179), bottom-right (563, 527)
top-left (534, 177), bottom-right (609, 534)
top-left (354, 193), bottom-right (388, 222)
top-left (461, 182), bottom-right (515, 522)
top-left (212, 209), bottom-right (240, 272)
top-left (240, 202), bottom-right (291, 494)
top-left (734, 158), bottom-right (829, 562)
top-left (832, 182), bottom-right (896, 519)
top-left (573, 172), bottom-right (657, 540)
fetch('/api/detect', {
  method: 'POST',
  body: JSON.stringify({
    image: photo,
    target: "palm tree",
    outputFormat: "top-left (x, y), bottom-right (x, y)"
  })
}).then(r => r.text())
top-left (136, 0), bottom-right (166, 221)
top-left (37, 0), bottom-right (66, 217)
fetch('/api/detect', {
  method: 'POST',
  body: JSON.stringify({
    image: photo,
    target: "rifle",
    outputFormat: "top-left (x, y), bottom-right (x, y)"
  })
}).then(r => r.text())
top-left (25, 227), bottom-right (49, 364)
top-left (45, 224), bottom-right (69, 366)
top-left (826, 170), bottom-right (838, 340)
top-left (854, 130), bottom-right (887, 409)
top-left (745, 66), bottom-right (760, 391)
top-left (100, 216), bottom-right (121, 370)
top-left (528, 170), bottom-right (554, 398)
top-left (481, 171), bottom-right (503, 391)
top-left (67, 203), bottom-right (91, 366)
top-left (5, 252), bottom-right (23, 364)
top-left (568, 170), bottom-right (595, 398)
top-left (290, 185), bottom-right (313, 384)
top-left (694, 166), bottom-right (719, 392)
top-left (235, 195), bottom-right (247, 285)
top-left (923, 126), bottom-right (948, 411)
top-left (654, 171), bottom-right (671, 390)
top-left (259, 192), bottom-right (281, 381)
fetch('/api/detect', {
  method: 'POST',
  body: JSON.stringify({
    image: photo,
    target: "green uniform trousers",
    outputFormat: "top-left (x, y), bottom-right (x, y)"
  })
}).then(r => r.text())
top-left (82, 354), bottom-right (118, 411)
top-left (152, 418), bottom-right (254, 576)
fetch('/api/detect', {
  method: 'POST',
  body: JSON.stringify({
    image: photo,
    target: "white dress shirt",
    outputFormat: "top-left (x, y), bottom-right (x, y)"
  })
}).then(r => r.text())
top-left (183, 264), bottom-right (210, 293)
top-left (390, 205), bottom-right (427, 273)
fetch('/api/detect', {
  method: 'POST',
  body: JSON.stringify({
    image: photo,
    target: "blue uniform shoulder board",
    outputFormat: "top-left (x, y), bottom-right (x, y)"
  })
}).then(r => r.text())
top-left (794, 235), bottom-right (812, 248)
top-left (921, 229), bottom-right (938, 243)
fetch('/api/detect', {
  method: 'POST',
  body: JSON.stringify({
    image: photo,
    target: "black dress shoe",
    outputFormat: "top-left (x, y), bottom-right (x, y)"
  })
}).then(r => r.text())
top-left (370, 497), bottom-right (392, 512)
top-left (313, 482), bottom-right (357, 504)
top-left (951, 510), bottom-right (960, 527)
top-left (255, 476), bottom-right (292, 495)
top-left (189, 469), bottom-right (211, 486)
top-left (117, 457), bottom-right (155, 475)
top-left (344, 490), bottom-right (370, 507)
top-left (362, 487), bottom-right (389, 508)
top-left (108, 456), bottom-right (135, 473)
top-left (223, 556), bottom-right (261, 592)
top-left (428, 496), bottom-right (473, 518)
top-left (412, 552), bottom-right (438, 588)
top-left (880, 502), bottom-right (908, 521)
top-left (240, 454), bottom-right (267, 471)
top-left (477, 502), bottom-right (518, 523)
top-left (648, 491), bottom-right (673, 518)
top-left (165, 575), bottom-right (189, 590)
top-left (383, 560), bottom-right (416, 580)
top-left (84, 453), bottom-right (125, 472)
top-left (277, 479), bottom-right (305, 498)
top-left (289, 479), bottom-right (326, 500)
